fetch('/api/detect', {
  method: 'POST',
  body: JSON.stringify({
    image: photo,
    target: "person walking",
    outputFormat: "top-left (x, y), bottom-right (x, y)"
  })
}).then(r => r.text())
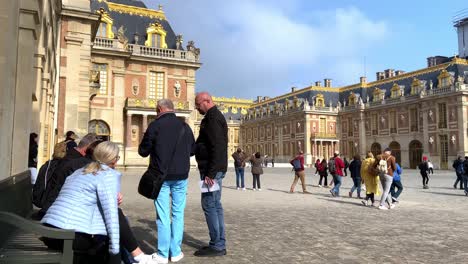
top-left (232, 148), bottom-right (246, 190)
top-left (373, 148), bottom-right (396, 210)
top-left (329, 151), bottom-right (345, 197)
top-left (418, 156), bottom-right (429, 189)
top-left (138, 99), bottom-right (195, 263)
top-left (193, 92), bottom-right (228, 257)
top-left (427, 160), bottom-right (434, 175)
top-left (463, 157), bottom-right (468, 196)
top-left (65, 130), bottom-right (78, 152)
top-left (343, 157), bottom-right (349, 177)
top-left (361, 152), bottom-right (380, 206)
top-left (452, 156), bottom-right (464, 189)
top-left (390, 163), bottom-right (403, 204)
top-left (348, 154), bottom-right (362, 198)
top-left (314, 159), bottom-right (321, 177)
top-left (247, 152), bottom-right (264, 191)
top-left (289, 150), bottom-right (310, 194)
top-left (318, 159), bottom-right (328, 187)
top-left (29, 133), bottom-right (39, 185)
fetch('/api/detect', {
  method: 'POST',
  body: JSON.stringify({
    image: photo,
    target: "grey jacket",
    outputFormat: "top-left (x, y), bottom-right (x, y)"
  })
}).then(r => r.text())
top-left (248, 156), bottom-right (264, 175)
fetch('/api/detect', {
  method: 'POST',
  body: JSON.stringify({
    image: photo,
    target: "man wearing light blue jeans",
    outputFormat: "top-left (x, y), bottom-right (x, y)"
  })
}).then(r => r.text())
top-left (155, 180), bottom-right (188, 262)
top-left (138, 99), bottom-right (195, 263)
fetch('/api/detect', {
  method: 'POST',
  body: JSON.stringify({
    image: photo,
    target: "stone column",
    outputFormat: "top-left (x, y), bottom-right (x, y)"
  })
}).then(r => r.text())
top-left (421, 105), bottom-right (430, 159)
top-left (319, 140), bottom-right (323, 159)
top-left (358, 109), bottom-right (367, 157)
top-left (126, 114), bottom-right (132, 148)
top-left (304, 114), bottom-right (312, 166)
top-left (457, 96), bottom-right (468, 156)
top-left (112, 69), bottom-right (126, 145)
top-left (142, 114), bottom-right (148, 132)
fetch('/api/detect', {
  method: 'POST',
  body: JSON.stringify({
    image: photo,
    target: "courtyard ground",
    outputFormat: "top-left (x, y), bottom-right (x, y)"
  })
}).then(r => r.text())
top-left (120, 167), bottom-right (468, 264)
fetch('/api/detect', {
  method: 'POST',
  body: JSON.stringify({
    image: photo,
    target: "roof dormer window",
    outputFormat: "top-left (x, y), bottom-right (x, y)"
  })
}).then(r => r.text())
top-left (145, 22), bottom-right (167, 48)
top-left (96, 9), bottom-right (114, 39)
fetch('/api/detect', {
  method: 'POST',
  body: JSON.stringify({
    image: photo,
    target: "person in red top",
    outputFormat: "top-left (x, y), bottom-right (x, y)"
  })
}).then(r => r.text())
top-left (329, 151), bottom-right (345, 197)
top-left (289, 151), bottom-right (310, 193)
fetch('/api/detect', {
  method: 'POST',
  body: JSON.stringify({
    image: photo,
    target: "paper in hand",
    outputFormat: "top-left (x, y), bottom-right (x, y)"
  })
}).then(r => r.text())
top-left (199, 180), bottom-right (220, 193)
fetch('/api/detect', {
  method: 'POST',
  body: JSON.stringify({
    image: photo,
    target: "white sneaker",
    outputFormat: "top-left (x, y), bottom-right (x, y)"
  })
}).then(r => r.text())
top-left (378, 205), bottom-right (388, 210)
top-left (236, 187), bottom-right (240, 190)
top-left (253, 188), bottom-right (256, 191)
top-left (150, 254), bottom-right (168, 264)
top-left (133, 254), bottom-right (154, 264)
top-left (318, 185), bottom-right (322, 188)
top-left (389, 203), bottom-right (396, 209)
top-left (242, 187), bottom-right (246, 191)
top-left (170, 252), bottom-right (184, 263)
top-left (258, 188), bottom-right (262, 191)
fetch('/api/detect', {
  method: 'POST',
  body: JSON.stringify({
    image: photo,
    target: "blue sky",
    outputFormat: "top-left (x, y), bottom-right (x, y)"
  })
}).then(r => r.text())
top-left (144, 0), bottom-right (466, 99)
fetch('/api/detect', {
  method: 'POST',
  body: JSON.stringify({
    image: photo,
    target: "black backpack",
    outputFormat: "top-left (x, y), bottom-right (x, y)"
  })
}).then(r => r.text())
top-left (32, 159), bottom-right (60, 208)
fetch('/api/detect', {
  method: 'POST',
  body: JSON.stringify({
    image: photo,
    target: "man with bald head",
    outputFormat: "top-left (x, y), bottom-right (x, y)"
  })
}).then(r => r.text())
top-left (194, 92), bottom-right (228, 257)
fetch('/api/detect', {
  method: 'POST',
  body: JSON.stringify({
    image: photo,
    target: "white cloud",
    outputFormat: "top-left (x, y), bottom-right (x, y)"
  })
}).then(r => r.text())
top-left (148, 0), bottom-right (388, 98)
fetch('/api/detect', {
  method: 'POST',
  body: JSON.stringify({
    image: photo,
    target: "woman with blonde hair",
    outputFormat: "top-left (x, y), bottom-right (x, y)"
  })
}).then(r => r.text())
top-left (361, 152), bottom-right (380, 206)
top-left (41, 142), bottom-right (154, 264)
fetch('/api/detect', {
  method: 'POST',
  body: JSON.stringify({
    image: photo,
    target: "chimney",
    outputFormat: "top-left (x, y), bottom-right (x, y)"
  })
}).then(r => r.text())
top-left (360, 76), bottom-right (367, 84)
top-left (315, 81), bottom-right (322, 87)
top-left (257, 96), bottom-right (262, 102)
top-left (263, 96), bottom-right (270, 101)
top-left (384, 69), bottom-right (395, 78)
top-left (376, 72), bottom-right (385, 80)
top-left (291, 87), bottom-right (297, 93)
top-left (324, 78), bottom-right (332, 87)
top-left (395, 70), bottom-right (405, 76)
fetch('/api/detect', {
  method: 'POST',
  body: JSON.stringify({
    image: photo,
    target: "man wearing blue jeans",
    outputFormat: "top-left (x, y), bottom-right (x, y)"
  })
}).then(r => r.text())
top-left (330, 151), bottom-right (345, 197)
top-left (232, 148), bottom-right (246, 190)
top-left (194, 92), bottom-right (228, 257)
top-left (138, 99), bottom-right (195, 263)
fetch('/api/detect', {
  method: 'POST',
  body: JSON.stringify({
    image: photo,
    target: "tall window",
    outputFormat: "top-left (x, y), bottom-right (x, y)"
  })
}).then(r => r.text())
top-left (438, 103), bottom-right (447, 128)
top-left (371, 114), bottom-right (377, 135)
top-left (410, 108), bottom-right (418, 132)
top-left (149, 72), bottom-right (164, 100)
top-left (97, 22), bottom-right (107, 38)
top-left (348, 117), bottom-right (353, 137)
top-left (151, 34), bottom-right (162, 48)
top-left (319, 118), bottom-right (326, 133)
top-left (390, 111), bottom-right (397, 133)
top-left (93, 63), bottom-right (108, 95)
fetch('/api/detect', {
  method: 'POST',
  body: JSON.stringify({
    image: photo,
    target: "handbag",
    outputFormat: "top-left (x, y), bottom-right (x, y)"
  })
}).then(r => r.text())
top-left (138, 124), bottom-right (186, 200)
top-left (292, 158), bottom-right (301, 170)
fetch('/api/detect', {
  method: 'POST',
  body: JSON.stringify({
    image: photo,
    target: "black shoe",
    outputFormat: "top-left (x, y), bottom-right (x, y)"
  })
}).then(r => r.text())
top-left (194, 247), bottom-right (226, 257)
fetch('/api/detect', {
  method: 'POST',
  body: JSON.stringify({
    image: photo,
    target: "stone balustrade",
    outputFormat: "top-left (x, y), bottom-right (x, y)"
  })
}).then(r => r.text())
top-left (310, 132), bottom-right (337, 139)
top-left (93, 37), bottom-right (199, 63)
top-left (126, 98), bottom-right (190, 110)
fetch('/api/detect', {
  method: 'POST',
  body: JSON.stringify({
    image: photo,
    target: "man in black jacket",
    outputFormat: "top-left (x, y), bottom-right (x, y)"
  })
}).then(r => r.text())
top-left (138, 99), bottom-right (195, 263)
top-left (40, 133), bottom-right (97, 215)
top-left (193, 92), bottom-right (228, 257)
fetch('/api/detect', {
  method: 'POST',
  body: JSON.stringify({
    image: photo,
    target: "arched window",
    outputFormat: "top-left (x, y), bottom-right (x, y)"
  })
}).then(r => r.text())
top-left (96, 10), bottom-right (114, 39)
top-left (410, 78), bottom-right (421, 95)
top-left (88, 119), bottom-right (111, 141)
top-left (145, 22), bottom-right (167, 48)
top-left (390, 83), bottom-right (401, 98)
top-left (437, 69), bottom-right (452, 88)
top-left (315, 94), bottom-right (325, 107)
top-left (348, 93), bottom-right (356, 105)
top-left (373, 88), bottom-right (384, 102)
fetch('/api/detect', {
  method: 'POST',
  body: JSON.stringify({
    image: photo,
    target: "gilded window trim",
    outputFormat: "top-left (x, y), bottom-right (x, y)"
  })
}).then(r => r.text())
top-left (97, 9), bottom-right (114, 39)
top-left (145, 22), bottom-right (168, 48)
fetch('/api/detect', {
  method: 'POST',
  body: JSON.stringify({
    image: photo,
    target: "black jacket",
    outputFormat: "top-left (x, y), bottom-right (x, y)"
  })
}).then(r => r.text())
top-left (349, 160), bottom-right (362, 178)
top-left (195, 106), bottom-right (228, 178)
top-left (138, 112), bottom-right (195, 181)
top-left (28, 143), bottom-right (38, 168)
top-left (41, 148), bottom-right (91, 213)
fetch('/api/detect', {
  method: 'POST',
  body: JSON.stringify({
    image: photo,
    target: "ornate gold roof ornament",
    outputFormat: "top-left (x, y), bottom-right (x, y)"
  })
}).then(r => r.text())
top-left (107, 1), bottom-right (166, 20)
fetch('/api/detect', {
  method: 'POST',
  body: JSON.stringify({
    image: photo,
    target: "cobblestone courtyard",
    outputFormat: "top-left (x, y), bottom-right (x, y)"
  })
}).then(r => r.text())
top-left (119, 167), bottom-right (468, 264)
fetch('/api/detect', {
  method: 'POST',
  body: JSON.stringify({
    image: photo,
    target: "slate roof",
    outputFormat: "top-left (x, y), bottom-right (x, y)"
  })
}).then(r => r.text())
top-left (91, 0), bottom-right (178, 49)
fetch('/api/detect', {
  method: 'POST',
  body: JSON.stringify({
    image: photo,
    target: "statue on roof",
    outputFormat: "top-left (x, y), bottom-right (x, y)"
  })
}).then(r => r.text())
top-left (429, 80), bottom-right (433, 90)
top-left (187, 41), bottom-right (200, 60)
top-left (117, 25), bottom-right (129, 51)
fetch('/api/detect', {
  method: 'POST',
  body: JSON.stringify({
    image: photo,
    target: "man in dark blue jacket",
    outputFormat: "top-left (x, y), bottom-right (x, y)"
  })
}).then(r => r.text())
top-left (194, 92), bottom-right (228, 257)
top-left (138, 99), bottom-right (195, 263)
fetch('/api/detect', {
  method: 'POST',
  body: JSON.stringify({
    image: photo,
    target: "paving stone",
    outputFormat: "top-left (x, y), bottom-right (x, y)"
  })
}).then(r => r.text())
top-left (120, 168), bottom-right (468, 263)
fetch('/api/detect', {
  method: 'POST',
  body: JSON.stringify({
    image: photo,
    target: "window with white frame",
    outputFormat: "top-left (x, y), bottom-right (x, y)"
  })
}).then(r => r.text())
top-left (93, 63), bottom-right (108, 95)
top-left (156, 72), bottom-right (164, 99)
top-left (148, 72), bottom-right (156, 99)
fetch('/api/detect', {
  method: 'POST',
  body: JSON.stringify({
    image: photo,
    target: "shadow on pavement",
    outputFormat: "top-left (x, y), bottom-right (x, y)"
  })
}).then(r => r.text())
top-left (316, 197), bottom-right (364, 207)
top-left (422, 191), bottom-right (465, 197)
top-left (134, 218), bottom-right (206, 252)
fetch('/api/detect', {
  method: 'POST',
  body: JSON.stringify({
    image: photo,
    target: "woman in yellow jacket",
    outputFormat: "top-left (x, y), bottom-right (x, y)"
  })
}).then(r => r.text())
top-left (361, 152), bottom-right (380, 206)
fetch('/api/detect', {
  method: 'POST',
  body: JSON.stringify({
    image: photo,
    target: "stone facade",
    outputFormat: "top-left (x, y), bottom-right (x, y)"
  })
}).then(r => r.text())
top-left (239, 58), bottom-right (468, 169)
top-left (0, 0), bottom-right (61, 181)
